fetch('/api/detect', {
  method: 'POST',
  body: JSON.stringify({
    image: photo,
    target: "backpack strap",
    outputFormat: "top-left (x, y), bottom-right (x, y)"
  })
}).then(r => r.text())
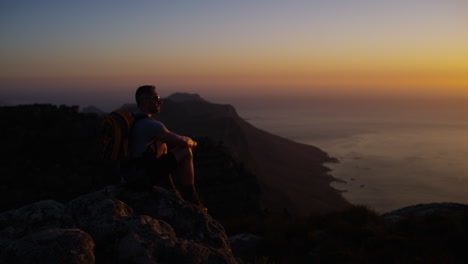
top-left (100, 117), bottom-right (120, 160)
top-left (110, 110), bottom-right (136, 160)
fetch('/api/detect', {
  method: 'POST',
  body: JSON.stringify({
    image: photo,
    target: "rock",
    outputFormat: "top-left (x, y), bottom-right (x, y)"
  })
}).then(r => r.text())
top-left (117, 186), bottom-right (231, 249)
top-left (0, 200), bottom-right (74, 249)
top-left (116, 186), bottom-right (237, 263)
top-left (66, 186), bottom-right (134, 243)
top-left (0, 185), bottom-right (237, 264)
top-left (383, 202), bottom-right (468, 223)
top-left (1, 228), bottom-right (95, 264)
top-left (117, 215), bottom-right (225, 264)
top-left (116, 215), bottom-right (176, 263)
top-left (229, 233), bottom-right (266, 262)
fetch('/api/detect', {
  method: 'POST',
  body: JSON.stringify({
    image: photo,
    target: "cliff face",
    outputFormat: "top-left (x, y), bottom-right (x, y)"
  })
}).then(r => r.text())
top-left (119, 97), bottom-right (349, 214)
top-left (155, 97), bottom-right (351, 214)
top-left (0, 185), bottom-right (236, 264)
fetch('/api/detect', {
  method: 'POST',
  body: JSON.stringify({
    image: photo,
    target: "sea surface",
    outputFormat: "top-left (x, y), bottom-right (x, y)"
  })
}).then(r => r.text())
top-left (233, 96), bottom-right (468, 213)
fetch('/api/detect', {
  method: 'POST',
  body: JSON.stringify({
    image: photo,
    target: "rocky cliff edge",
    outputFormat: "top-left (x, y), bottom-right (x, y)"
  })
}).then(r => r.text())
top-left (0, 185), bottom-right (236, 264)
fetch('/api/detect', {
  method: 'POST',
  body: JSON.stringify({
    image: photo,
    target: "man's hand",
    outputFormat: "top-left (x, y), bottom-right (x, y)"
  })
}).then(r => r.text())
top-left (185, 137), bottom-right (197, 151)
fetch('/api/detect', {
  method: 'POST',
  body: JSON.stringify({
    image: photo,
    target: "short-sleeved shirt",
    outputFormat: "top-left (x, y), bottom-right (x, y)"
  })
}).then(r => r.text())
top-left (125, 112), bottom-right (178, 190)
top-left (130, 112), bottom-right (167, 158)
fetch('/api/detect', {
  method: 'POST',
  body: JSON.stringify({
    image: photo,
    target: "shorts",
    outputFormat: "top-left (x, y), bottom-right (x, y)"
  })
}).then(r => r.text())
top-left (122, 152), bottom-right (178, 190)
top-left (147, 152), bottom-right (178, 175)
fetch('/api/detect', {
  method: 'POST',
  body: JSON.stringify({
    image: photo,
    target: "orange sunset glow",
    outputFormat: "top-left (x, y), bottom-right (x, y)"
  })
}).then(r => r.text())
top-left (4, 3), bottom-right (468, 262)
top-left (1, 0), bottom-right (467, 108)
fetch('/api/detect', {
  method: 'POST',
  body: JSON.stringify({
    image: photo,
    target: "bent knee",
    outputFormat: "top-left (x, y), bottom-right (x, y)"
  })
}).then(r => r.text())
top-left (171, 146), bottom-right (193, 163)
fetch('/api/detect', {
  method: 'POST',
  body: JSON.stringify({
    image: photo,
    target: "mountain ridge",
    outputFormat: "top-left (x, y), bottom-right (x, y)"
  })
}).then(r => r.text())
top-left (3, 101), bottom-right (468, 262)
top-left (120, 93), bottom-right (350, 214)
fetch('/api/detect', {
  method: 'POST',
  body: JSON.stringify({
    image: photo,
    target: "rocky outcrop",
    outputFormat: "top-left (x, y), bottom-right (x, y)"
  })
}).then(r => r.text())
top-left (3, 229), bottom-right (95, 264)
top-left (229, 233), bottom-right (266, 262)
top-left (0, 185), bottom-right (237, 264)
top-left (383, 202), bottom-right (468, 223)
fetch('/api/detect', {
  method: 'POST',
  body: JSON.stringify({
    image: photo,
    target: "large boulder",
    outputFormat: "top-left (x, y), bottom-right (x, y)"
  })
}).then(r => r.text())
top-left (1, 228), bottom-right (95, 264)
top-left (116, 186), bottom-right (236, 263)
top-left (0, 185), bottom-right (237, 264)
top-left (66, 186), bottom-right (134, 244)
top-left (117, 215), bottom-right (229, 264)
top-left (229, 233), bottom-right (266, 262)
top-left (0, 200), bottom-right (74, 250)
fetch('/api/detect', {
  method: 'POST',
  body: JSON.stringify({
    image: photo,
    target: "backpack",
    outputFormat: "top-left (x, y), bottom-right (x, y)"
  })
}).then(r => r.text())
top-left (99, 109), bottom-right (145, 160)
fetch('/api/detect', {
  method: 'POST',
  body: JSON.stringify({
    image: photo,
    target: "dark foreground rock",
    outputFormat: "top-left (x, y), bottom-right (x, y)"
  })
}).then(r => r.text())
top-left (0, 185), bottom-right (237, 264)
top-left (3, 229), bottom-right (95, 264)
top-left (229, 233), bottom-right (266, 262)
top-left (383, 202), bottom-right (468, 223)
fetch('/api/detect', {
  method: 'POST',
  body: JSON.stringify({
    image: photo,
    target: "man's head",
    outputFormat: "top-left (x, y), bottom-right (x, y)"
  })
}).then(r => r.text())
top-left (135, 85), bottom-right (162, 115)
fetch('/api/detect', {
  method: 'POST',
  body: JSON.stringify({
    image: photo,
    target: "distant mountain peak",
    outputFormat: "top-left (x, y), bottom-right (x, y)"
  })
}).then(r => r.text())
top-left (166, 93), bottom-right (207, 103)
top-left (81, 105), bottom-right (105, 114)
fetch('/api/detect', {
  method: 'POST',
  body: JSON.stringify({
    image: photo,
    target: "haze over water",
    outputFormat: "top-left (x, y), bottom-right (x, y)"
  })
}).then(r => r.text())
top-left (235, 95), bottom-right (468, 213)
top-left (1, 0), bottom-right (467, 213)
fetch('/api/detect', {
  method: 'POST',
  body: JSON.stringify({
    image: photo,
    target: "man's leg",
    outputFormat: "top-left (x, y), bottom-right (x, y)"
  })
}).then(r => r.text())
top-left (170, 146), bottom-right (194, 185)
top-left (170, 146), bottom-right (200, 205)
top-left (151, 142), bottom-right (176, 190)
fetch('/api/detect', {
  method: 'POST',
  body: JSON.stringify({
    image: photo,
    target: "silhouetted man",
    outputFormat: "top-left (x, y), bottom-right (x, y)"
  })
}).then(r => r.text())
top-left (128, 85), bottom-right (201, 205)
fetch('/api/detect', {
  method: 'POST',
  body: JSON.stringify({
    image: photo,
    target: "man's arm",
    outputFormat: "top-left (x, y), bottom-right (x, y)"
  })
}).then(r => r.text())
top-left (157, 129), bottom-right (197, 150)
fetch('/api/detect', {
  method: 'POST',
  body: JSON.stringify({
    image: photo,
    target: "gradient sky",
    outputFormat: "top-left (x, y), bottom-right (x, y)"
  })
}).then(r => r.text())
top-left (1, 0), bottom-right (467, 108)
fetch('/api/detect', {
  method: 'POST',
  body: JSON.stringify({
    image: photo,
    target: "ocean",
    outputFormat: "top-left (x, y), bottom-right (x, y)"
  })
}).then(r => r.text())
top-left (233, 96), bottom-right (468, 213)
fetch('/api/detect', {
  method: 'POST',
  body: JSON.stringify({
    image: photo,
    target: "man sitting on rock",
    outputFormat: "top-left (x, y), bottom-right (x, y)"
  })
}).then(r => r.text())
top-left (128, 85), bottom-right (201, 206)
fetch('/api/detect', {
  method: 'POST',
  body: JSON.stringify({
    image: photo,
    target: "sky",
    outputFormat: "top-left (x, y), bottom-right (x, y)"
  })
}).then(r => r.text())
top-left (1, 0), bottom-right (467, 109)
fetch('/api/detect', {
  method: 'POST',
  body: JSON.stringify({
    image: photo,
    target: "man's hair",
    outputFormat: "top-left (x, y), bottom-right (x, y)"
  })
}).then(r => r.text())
top-left (135, 85), bottom-right (156, 107)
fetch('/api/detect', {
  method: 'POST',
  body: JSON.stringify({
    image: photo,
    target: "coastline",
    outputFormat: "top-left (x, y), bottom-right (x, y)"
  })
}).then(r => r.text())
top-left (248, 112), bottom-right (468, 213)
top-left (155, 99), bottom-right (352, 215)
top-left (237, 119), bottom-right (351, 214)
